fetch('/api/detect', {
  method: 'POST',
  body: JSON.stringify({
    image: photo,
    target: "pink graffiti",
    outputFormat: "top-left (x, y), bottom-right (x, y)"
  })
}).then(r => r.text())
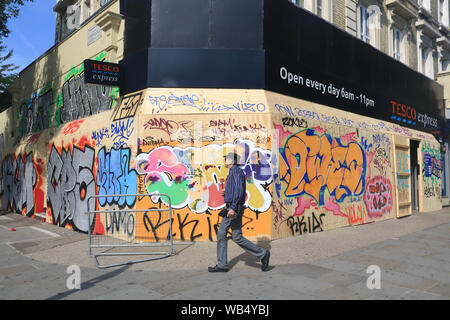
top-left (363, 176), bottom-right (393, 219)
top-left (294, 196), bottom-right (346, 217)
top-left (293, 197), bottom-right (315, 216)
top-left (274, 124), bottom-right (293, 146)
top-left (312, 126), bottom-right (327, 134)
top-left (137, 148), bottom-right (189, 180)
top-left (340, 131), bottom-right (357, 144)
top-left (324, 198), bottom-right (346, 217)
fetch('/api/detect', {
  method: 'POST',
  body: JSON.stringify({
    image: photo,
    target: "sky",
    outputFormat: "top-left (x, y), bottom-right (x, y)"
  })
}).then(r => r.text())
top-left (3, 1), bottom-right (56, 74)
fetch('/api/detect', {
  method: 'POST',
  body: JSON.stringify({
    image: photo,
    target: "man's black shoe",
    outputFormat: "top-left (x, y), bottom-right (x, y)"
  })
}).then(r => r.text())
top-left (261, 250), bottom-right (270, 271)
top-left (208, 265), bottom-right (229, 273)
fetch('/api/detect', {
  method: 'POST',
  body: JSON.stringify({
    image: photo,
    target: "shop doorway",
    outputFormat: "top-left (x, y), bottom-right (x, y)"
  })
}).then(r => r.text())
top-left (410, 140), bottom-right (420, 212)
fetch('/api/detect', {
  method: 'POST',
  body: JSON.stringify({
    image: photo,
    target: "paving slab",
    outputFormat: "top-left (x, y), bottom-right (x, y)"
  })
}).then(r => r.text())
top-left (1, 209), bottom-right (450, 300)
top-left (426, 283), bottom-right (450, 298)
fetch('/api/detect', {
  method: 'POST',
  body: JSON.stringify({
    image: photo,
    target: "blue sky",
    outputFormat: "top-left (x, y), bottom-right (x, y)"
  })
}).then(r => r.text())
top-left (3, 1), bottom-right (56, 74)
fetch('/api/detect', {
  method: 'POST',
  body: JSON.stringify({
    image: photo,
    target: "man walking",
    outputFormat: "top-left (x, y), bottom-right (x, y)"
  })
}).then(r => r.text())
top-left (208, 152), bottom-right (270, 272)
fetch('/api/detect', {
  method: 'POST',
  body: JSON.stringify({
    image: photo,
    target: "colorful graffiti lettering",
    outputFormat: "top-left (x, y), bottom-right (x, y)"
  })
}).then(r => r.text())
top-left (423, 150), bottom-right (441, 179)
top-left (421, 142), bottom-right (441, 199)
top-left (279, 128), bottom-right (366, 205)
top-left (0, 153), bottom-right (43, 216)
top-left (136, 139), bottom-right (272, 213)
top-left (47, 143), bottom-right (96, 232)
top-left (363, 176), bottom-right (393, 218)
top-left (97, 147), bottom-right (137, 208)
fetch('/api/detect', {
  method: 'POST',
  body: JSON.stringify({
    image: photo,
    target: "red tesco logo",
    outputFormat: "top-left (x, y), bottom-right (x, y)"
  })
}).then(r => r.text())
top-left (92, 63), bottom-right (119, 73)
top-left (390, 100), bottom-right (417, 120)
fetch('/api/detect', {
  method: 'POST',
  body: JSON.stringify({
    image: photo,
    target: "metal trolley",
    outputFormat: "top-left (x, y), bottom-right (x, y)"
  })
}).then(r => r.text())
top-left (86, 193), bottom-right (176, 269)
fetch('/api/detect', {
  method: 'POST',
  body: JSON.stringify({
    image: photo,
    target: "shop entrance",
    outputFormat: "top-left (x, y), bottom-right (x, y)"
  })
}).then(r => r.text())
top-left (410, 140), bottom-right (420, 212)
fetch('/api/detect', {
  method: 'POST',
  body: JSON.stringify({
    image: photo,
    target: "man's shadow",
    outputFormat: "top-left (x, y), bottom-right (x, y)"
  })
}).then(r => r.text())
top-left (227, 236), bottom-right (275, 271)
top-left (46, 264), bottom-right (131, 300)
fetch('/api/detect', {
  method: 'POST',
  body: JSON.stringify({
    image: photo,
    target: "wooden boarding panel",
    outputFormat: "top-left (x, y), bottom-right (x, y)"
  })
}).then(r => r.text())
top-left (394, 142), bottom-right (411, 218)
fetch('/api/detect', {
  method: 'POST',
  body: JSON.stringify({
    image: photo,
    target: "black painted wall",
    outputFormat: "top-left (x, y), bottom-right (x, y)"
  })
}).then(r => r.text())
top-left (150, 0), bottom-right (263, 49)
top-left (120, 0), bottom-right (265, 95)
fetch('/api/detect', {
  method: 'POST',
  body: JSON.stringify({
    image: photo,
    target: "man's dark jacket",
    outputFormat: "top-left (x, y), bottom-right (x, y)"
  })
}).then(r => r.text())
top-left (224, 165), bottom-right (246, 211)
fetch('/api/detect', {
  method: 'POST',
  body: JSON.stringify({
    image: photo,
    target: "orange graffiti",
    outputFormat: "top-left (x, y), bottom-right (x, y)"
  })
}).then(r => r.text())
top-left (280, 129), bottom-right (366, 205)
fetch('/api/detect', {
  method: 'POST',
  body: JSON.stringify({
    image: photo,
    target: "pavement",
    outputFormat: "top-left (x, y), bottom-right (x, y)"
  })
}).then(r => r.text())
top-left (1, 208), bottom-right (450, 300)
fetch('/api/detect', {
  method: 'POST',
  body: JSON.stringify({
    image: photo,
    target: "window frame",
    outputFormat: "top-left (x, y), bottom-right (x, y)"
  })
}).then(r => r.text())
top-left (439, 0), bottom-right (449, 27)
top-left (393, 26), bottom-right (402, 61)
top-left (360, 5), bottom-right (372, 44)
top-left (421, 0), bottom-right (431, 12)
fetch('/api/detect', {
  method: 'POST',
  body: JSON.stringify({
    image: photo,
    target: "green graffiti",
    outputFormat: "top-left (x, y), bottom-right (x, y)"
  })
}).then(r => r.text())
top-left (422, 142), bottom-right (441, 186)
top-left (145, 176), bottom-right (190, 207)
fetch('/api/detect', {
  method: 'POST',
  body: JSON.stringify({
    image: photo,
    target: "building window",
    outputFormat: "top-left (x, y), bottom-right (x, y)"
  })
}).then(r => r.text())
top-left (421, 0), bottom-right (431, 12)
top-left (440, 0), bottom-right (449, 27)
top-left (360, 5), bottom-right (371, 44)
top-left (316, 0), bottom-right (322, 17)
top-left (422, 47), bottom-right (428, 73)
top-left (291, 0), bottom-right (304, 7)
top-left (393, 27), bottom-right (402, 61)
top-left (442, 59), bottom-right (450, 72)
top-left (422, 47), bottom-right (434, 78)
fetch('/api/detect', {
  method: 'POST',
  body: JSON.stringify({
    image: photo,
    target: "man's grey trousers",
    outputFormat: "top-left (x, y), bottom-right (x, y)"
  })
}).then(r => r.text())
top-left (217, 211), bottom-right (267, 269)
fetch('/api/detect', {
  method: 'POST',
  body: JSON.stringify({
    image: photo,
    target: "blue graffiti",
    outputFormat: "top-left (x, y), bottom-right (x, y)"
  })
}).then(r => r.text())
top-left (148, 93), bottom-right (266, 113)
top-left (92, 119), bottom-right (134, 149)
top-left (274, 103), bottom-right (320, 120)
top-left (97, 147), bottom-right (137, 208)
top-left (360, 136), bottom-right (373, 152)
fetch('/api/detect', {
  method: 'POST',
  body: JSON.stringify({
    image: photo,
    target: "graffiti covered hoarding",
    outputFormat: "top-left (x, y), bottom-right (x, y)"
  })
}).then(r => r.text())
top-left (0, 132), bottom-right (49, 217)
top-left (135, 113), bottom-right (273, 242)
top-left (270, 96), bottom-right (397, 239)
top-left (0, 88), bottom-right (444, 241)
top-left (46, 110), bottom-right (138, 234)
top-left (422, 141), bottom-right (442, 212)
